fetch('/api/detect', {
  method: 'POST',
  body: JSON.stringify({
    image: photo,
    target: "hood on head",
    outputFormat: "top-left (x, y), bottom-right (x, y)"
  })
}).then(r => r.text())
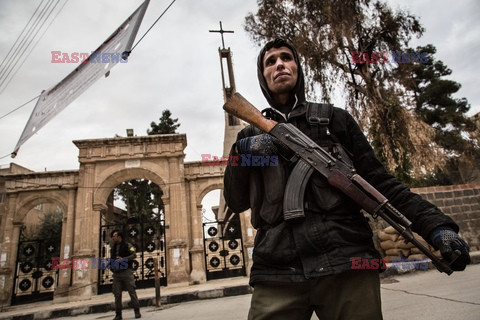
top-left (257, 38), bottom-right (306, 109)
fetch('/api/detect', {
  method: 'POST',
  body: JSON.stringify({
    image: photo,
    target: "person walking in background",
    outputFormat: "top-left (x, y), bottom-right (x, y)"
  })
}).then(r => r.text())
top-left (110, 230), bottom-right (141, 319)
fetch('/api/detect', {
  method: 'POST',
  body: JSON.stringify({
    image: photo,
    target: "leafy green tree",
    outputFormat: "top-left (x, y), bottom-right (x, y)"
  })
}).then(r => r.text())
top-left (245, 0), bottom-right (445, 180)
top-left (114, 179), bottom-right (164, 224)
top-left (401, 45), bottom-right (476, 152)
top-left (398, 45), bottom-right (479, 184)
top-left (36, 209), bottom-right (63, 241)
top-left (147, 109), bottom-right (180, 134)
top-left (37, 209), bottom-right (63, 257)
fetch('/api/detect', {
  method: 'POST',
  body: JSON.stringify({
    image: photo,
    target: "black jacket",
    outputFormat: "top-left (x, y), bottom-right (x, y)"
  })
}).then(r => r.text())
top-left (110, 241), bottom-right (136, 272)
top-left (223, 40), bottom-right (458, 285)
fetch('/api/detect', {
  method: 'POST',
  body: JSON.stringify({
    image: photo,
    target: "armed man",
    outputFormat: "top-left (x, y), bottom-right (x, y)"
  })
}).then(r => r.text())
top-left (223, 38), bottom-right (470, 320)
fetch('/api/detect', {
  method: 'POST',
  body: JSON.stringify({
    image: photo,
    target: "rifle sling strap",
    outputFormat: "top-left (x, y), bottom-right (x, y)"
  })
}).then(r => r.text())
top-left (307, 102), bottom-right (333, 151)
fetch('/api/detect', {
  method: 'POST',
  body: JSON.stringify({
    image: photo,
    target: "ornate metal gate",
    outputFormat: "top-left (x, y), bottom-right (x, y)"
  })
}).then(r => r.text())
top-left (203, 213), bottom-right (246, 280)
top-left (12, 238), bottom-right (59, 305)
top-left (98, 219), bottom-right (167, 294)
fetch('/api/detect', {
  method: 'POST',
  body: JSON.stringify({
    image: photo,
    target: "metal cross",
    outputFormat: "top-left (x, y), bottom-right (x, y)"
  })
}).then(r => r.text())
top-left (209, 21), bottom-right (234, 49)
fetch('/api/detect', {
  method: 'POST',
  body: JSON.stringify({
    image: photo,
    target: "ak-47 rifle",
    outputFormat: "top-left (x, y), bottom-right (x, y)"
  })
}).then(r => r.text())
top-left (224, 92), bottom-right (459, 275)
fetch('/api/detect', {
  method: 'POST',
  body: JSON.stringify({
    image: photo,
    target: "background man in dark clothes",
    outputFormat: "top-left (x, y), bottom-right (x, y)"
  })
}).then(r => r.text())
top-left (224, 38), bottom-right (470, 320)
top-left (110, 230), bottom-right (141, 320)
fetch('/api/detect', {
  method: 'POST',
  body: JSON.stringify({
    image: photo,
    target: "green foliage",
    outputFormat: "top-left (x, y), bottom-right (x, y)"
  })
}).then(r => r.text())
top-left (147, 109), bottom-right (180, 135)
top-left (20, 209), bottom-right (62, 258)
top-left (36, 209), bottom-right (62, 240)
top-left (397, 45), bottom-right (479, 184)
top-left (401, 45), bottom-right (476, 154)
top-left (114, 179), bottom-right (164, 224)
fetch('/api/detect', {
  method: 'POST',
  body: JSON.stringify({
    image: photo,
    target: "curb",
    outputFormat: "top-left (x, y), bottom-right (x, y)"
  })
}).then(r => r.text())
top-left (380, 250), bottom-right (480, 278)
top-left (2, 285), bottom-right (253, 320)
top-left (2, 252), bottom-right (478, 320)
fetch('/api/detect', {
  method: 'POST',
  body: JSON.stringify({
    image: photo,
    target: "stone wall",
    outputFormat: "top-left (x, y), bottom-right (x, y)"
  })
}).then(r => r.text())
top-left (372, 184), bottom-right (480, 259)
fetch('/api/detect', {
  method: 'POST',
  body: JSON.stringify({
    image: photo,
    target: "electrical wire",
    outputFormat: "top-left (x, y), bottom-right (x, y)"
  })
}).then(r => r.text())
top-left (0, 0), bottom-right (47, 82)
top-left (0, 0), bottom-right (172, 120)
top-left (0, 94), bottom-right (40, 121)
top-left (0, 0), bottom-right (62, 93)
top-left (130, 0), bottom-right (177, 53)
top-left (0, 0), bottom-right (69, 95)
top-left (0, 0), bottom-right (55, 89)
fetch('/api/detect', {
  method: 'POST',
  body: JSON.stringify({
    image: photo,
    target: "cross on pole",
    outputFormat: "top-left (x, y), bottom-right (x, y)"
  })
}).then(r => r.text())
top-left (209, 21), bottom-right (234, 49)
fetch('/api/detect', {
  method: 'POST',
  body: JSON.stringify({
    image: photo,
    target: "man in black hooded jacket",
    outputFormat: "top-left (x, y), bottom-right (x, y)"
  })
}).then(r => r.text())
top-left (223, 38), bottom-right (470, 320)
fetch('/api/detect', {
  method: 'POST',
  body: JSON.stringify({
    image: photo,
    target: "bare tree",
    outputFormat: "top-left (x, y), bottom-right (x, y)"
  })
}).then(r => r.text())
top-left (245, 0), bottom-right (445, 180)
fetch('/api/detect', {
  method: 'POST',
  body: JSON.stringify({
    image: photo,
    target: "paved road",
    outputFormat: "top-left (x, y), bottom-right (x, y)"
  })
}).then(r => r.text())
top-left (56, 264), bottom-right (480, 320)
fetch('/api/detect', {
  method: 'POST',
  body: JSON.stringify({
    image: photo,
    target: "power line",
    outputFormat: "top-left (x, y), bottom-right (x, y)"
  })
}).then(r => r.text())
top-left (0, 94), bottom-right (40, 120)
top-left (130, 0), bottom-right (177, 53)
top-left (0, 0), bottom-right (59, 91)
top-left (0, 0), bottom-right (47, 80)
top-left (0, 0), bottom-right (65, 93)
top-left (0, 0), bottom-right (56, 88)
top-left (7, 177), bottom-right (191, 190)
top-left (0, 0), bottom-right (69, 95)
top-left (0, 0), bottom-right (173, 123)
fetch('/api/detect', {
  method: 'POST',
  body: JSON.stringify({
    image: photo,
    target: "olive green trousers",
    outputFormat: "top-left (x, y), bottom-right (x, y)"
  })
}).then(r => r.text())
top-left (112, 270), bottom-right (140, 313)
top-left (248, 270), bottom-right (382, 320)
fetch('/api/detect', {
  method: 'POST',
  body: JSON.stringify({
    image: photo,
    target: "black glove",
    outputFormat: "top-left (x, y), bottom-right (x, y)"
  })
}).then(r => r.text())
top-left (236, 134), bottom-right (290, 157)
top-left (430, 227), bottom-right (471, 271)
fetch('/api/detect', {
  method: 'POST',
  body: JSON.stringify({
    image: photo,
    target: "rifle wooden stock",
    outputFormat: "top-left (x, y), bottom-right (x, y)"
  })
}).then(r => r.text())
top-left (223, 92), bottom-right (277, 133)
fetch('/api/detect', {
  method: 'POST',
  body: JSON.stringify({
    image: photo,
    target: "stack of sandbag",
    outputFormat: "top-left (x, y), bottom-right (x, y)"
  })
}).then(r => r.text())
top-left (377, 226), bottom-right (440, 261)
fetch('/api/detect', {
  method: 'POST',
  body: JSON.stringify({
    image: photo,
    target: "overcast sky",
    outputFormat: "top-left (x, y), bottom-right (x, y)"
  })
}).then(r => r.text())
top-left (1, 0), bottom-right (479, 175)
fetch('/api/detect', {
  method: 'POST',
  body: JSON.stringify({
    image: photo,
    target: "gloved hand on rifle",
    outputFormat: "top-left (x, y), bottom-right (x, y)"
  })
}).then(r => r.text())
top-left (236, 134), bottom-right (290, 157)
top-left (430, 226), bottom-right (471, 271)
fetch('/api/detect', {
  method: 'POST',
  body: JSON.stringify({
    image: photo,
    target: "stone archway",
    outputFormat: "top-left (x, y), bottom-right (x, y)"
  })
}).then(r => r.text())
top-left (94, 169), bottom-right (169, 293)
top-left (184, 162), bottom-right (255, 284)
top-left (92, 167), bottom-right (169, 208)
top-left (0, 171), bottom-right (77, 305)
top-left (0, 133), bottom-right (253, 306)
top-left (70, 134), bottom-right (191, 300)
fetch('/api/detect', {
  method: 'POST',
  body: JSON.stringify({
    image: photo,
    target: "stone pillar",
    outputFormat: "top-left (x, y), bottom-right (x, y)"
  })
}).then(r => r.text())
top-left (166, 157), bottom-right (189, 284)
top-left (0, 194), bottom-right (20, 306)
top-left (240, 209), bottom-right (255, 276)
top-left (54, 189), bottom-right (76, 302)
top-left (69, 163), bottom-right (97, 300)
top-left (188, 179), bottom-right (206, 284)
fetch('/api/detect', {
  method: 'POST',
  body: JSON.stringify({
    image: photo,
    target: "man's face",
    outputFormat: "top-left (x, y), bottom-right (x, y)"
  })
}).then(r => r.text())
top-left (262, 46), bottom-right (298, 97)
top-left (111, 232), bottom-right (121, 244)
